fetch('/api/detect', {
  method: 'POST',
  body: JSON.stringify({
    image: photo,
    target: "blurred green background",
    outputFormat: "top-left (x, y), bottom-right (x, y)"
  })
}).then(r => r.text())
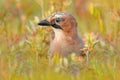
top-left (0, 0), bottom-right (120, 80)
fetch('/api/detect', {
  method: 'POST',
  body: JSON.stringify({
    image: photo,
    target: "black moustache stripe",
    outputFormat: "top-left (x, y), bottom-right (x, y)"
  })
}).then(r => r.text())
top-left (51, 24), bottom-right (63, 30)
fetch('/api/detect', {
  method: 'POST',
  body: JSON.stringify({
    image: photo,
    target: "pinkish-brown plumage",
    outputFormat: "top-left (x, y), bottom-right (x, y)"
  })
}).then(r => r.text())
top-left (38, 12), bottom-right (84, 57)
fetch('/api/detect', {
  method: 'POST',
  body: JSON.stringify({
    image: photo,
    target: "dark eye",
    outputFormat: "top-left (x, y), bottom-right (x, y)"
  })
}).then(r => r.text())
top-left (55, 18), bottom-right (63, 23)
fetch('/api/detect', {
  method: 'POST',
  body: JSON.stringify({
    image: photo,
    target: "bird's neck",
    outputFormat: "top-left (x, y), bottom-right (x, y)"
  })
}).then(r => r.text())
top-left (53, 28), bottom-right (64, 41)
top-left (52, 28), bottom-right (79, 41)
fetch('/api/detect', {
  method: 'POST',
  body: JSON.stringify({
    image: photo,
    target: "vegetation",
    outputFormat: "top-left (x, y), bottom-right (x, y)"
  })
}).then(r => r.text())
top-left (0, 0), bottom-right (120, 80)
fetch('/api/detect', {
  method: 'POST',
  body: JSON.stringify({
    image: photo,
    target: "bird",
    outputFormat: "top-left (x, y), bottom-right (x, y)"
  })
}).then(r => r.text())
top-left (38, 12), bottom-right (84, 58)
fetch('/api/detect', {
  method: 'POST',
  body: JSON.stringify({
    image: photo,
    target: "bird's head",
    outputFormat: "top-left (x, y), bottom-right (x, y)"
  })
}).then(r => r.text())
top-left (38, 12), bottom-right (78, 33)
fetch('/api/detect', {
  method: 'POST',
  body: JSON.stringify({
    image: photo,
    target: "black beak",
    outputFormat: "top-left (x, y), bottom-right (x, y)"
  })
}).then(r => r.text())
top-left (38, 20), bottom-right (51, 26)
top-left (38, 19), bottom-right (63, 30)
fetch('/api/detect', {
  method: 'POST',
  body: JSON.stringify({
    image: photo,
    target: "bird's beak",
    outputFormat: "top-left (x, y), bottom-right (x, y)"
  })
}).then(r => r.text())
top-left (38, 19), bottom-right (63, 30)
top-left (38, 19), bottom-right (51, 26)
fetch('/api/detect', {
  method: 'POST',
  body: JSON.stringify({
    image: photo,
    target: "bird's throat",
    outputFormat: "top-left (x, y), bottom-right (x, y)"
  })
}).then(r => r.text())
top-left (53, 28), bottom-right (64, 41)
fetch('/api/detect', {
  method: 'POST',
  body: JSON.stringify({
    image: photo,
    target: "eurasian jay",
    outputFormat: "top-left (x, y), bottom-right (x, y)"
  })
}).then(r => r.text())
top-left (38, 12), bottom-right (84, 58)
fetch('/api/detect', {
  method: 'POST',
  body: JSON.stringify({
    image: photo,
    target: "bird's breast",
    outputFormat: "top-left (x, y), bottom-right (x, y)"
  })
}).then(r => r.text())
top-left (49, 28), bottom-right (84, 57)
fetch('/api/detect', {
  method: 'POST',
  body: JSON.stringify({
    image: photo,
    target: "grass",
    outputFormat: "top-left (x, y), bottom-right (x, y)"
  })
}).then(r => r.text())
top-left (0, 0), bottom-right (120, 80)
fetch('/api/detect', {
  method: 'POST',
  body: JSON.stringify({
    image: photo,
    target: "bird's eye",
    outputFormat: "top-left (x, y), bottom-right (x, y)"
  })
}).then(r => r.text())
top-left (55, 18), bottom-right (63, 23)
